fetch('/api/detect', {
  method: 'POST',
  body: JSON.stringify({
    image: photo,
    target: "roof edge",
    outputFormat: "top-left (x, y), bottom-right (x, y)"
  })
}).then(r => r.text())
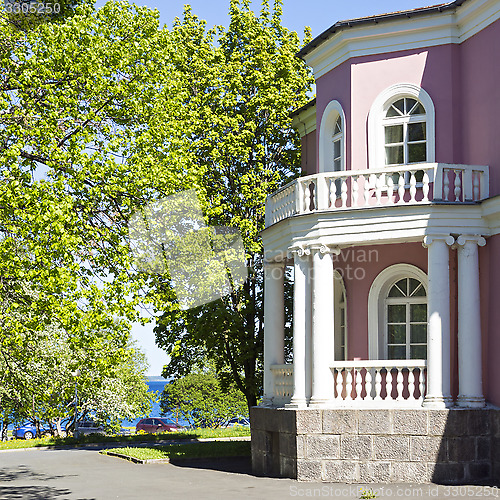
top-left (291, 98), bottom-right (316, 118)
top-left (297, 0), bottom-right (467, 60)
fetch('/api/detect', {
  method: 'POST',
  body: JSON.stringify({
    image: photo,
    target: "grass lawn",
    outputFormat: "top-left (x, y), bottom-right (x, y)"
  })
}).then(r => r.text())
top-left (0, 426), bottom-right (251, 451)
top-left (102, 440), bottom-right (251, 461)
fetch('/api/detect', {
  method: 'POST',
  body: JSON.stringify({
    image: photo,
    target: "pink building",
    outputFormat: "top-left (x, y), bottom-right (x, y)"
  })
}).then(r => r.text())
top-left (252, 0), bottom-right (500, 484)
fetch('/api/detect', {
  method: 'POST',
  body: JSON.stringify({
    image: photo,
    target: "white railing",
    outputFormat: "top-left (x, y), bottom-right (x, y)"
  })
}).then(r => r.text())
top-left (265, 163), bottom-right (489, 227)
top-left (330, 360), bottom-right (427, 408)
top-left (270, 364), bottom-right (293, 406)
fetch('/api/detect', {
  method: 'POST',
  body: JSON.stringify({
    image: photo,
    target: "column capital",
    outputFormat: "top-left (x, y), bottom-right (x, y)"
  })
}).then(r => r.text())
top-left (287, 245), bottom-right (310, 259)
top-left (263, 260), bottom-right (285, 270)
top-left (422, 234), bottom-right (455, 248)
top-left (309, 244), bottom-right (341, 256)
top-left (456, 234), bottom-right (486, 247)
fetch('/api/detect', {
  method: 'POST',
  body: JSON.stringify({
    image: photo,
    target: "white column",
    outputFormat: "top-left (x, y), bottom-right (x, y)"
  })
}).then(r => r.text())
top-left (309, 245), bottom-right (338, 407)
top-left (456, 235), bottom-right (486, 408)
top-left (287, 249), bottom-right (311, 408)
top-left (261, 261), bottom-right (285, 407)
top-left (422, 235), bottom-right (454, 408)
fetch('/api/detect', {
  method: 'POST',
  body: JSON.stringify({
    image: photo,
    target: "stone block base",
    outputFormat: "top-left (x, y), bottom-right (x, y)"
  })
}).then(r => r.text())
top-left (250, 406), bottom-right (500, 484)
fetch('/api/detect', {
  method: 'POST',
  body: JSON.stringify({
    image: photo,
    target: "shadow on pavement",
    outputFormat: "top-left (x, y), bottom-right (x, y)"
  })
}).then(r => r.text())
top-left (0, 464), bottom-right (73, 482)
top-left (169, 456), bottom-right (253, 475)
top-left (0, 485), bottom-right (84, 499)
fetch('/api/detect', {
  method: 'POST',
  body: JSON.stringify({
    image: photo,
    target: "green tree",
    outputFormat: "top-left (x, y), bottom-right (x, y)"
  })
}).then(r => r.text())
top-left (154, 0), bottom-right (312, 408)
top-left (160, 372), bottom-right (248, 428)
top-left (0, 1), bottom-right (194, 433)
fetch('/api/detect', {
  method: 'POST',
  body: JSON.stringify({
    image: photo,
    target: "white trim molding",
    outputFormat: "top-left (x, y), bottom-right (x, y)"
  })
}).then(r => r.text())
top-left (319, 100), bottom-right (346, 174)
top-left (368, 263), bottom-right (428, 360)
top-left (368, 83), bottom-right (435, 169)
top-left (303, 0), bottom-right (500, 78)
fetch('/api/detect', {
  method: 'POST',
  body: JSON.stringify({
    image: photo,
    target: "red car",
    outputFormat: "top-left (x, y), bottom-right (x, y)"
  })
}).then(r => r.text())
top-left (135, 418), bottom-right (183, 434)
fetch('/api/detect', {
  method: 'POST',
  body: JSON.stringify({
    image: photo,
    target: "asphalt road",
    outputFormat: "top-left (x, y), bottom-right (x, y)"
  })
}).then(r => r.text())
top-left (0, 448), bottom-right (497, 500)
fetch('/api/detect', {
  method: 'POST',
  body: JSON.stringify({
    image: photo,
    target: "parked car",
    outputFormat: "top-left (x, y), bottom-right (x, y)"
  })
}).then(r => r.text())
top-left (224, 416), bottom-right (250, 428)
top-left (135, 418), bottom-right (184, 434)
top-left (75, 420), bottom-right (105, 436)
top-left (13, 423), bottom-right (50, 440)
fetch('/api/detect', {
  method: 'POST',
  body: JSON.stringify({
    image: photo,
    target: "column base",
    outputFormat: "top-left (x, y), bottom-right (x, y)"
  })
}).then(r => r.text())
top-left (308, 398), bottom-right (335, 409)
top-left (456, 395), bottom-right (485, 408)
top-left (286, 397), bottom-right (307, 409)
top-left (422, 394), bottom-right (454, 409)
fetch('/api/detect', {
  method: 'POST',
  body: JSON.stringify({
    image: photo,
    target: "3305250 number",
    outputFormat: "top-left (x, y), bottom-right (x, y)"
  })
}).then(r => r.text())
top-left (4, 1), bottom-right (61, 15)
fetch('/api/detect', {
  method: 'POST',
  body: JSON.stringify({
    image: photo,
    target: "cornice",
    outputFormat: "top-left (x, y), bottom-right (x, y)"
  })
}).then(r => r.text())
top-left (302, 0), bottom-right (500, 79)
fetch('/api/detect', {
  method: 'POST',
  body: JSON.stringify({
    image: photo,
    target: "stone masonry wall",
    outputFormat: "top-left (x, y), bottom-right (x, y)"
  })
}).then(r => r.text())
top-left (251, 406), bottom-right (500, 484)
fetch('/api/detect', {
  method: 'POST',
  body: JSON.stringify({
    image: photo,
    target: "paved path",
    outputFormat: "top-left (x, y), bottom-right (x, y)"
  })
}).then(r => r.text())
top-left (0, 448), bottom-right (497, 499)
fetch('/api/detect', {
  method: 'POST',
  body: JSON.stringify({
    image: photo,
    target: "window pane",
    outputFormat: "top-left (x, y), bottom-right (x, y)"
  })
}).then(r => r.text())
top-left (334, 116), bottom-right (342, 134)
top-left (386, 146), bottom-right (403, 165)
top-left (406, 98), bottom-right (417, 114)
top-left (388, 284), bottom-right (404, 297)
top-left (409, 278), bottom-right (422, 295)
top-left (388, 345), bottom-right (406, 359)
top-left (395, 278), bottom-right (407, 296)
top-left (410, 345), bottom-right (427, 359)
top-left (412, 284), bottom-right (426, 297)
top-left (334, 159), bottom-right (341, 172)
top-left (408, 122), bottom-right (426, 141)
top-left (410, 303), bottom-right (427, 322)
top-left (385, 125), bottom-right (403, 144)
top-left (388, 324), bottom-right (406, 344)
top-left (393, 99), bottom-right (404, 114)
top-left (410, 102), bottom-right (426, 115)
top-left (410, 324), bottom-right (427, 343)
top-left (388, 304), bottom-right (406, 323)
top-left (333, 140), bottom-right (341, 159)
top-left (408, 143), bottom-right (426, 163)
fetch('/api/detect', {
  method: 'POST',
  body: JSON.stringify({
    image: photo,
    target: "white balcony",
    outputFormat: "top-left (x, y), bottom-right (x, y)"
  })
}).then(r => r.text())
top-left (270, 360), bottom-right (427, 408)
top-left (331, 360), bottom-right (427, 409)
top-left (265, 163), bottom-right (489, 227)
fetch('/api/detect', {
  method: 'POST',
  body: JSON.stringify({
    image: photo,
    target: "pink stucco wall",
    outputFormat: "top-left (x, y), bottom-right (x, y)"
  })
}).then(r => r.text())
top-left (314, 18), bottom-right (500, 188)
top-left (301, 131), bottom-right (316, 176)
top-left (334, 242), bottom-right (427, 357)
top-left (315, 44), bottom-right (464, 172)
top-left (460, 18), bottom-right (500, 197)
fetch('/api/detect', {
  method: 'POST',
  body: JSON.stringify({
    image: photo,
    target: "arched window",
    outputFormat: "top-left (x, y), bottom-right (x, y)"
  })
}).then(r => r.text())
top-left (385, 277), bottom-right (427, 360)
top-left (368, 84), bottom-right (435, 169)
top-left (368, 264), bottom-right (428, 360)
top-left (319, 100), bottom-right (346, 174)
top-left (334, 271), bottom-right (347, 361)
top-left (384, 97), bottom-right (427, 166)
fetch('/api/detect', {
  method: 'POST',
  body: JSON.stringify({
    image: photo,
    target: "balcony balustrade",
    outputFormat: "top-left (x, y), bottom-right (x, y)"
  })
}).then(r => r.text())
top-left (270, 360), bottom-right (427, 408)
top-left (265, 163), bottom-right (489, 227)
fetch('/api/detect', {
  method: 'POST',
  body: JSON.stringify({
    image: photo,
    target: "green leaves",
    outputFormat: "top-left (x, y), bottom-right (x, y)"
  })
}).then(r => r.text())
top-left (161, 372), bottom-right (247, 428)
top-left (154, 1), bottom-right (311, 408)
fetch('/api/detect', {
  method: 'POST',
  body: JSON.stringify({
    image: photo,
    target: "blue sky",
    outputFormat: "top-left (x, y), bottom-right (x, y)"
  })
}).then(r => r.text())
top-left (92, 0), bottom-right (434, 375)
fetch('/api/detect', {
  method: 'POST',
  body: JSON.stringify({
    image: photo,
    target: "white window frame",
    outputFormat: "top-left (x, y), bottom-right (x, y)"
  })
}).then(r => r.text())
top-left (334, 270), bottom-right (347, 361)
top-left (368, 83), bottom-right (435, 169)
top-left (384, 278), bottom-right (427, 360)
top-left (319, 100), bottom-right (346, 173)
top-left (367, 264), bottom-right (428, 360)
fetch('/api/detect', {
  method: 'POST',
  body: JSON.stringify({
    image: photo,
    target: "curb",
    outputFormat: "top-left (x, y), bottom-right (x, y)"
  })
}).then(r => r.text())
top-left (0, 436), bottom-right (251, 453)
top-left (104, 451), bottom-right (171, 464)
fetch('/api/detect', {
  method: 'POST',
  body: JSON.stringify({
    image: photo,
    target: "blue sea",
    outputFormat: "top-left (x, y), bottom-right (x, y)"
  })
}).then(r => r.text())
top-left (121, 378), bottom-right (190, 428)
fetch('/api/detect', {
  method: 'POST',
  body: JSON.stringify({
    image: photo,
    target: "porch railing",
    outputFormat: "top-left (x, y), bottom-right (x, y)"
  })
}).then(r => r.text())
top-left (330, 360), bottom-right (427, 408)
top-left (270, 364), bottom-right (293, 406)
top-left (265, 163), bottom-right (489, 227)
